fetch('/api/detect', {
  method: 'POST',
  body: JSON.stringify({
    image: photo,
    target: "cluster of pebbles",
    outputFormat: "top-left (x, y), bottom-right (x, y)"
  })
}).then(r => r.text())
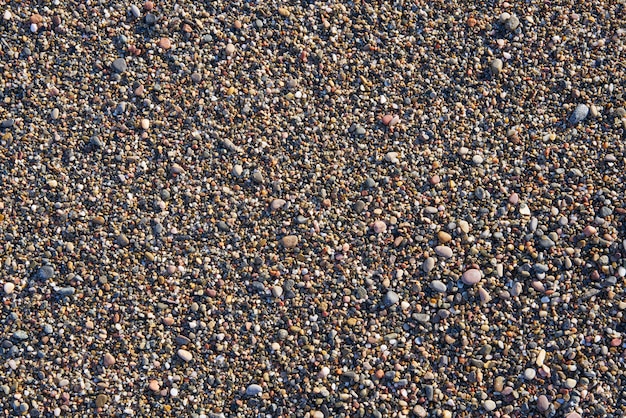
top-left (1, 0), bottom-right (626, 417)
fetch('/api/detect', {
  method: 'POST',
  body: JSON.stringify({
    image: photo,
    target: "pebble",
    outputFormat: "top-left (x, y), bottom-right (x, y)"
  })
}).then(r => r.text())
top-left (280, 235), bottom-right (299, 248)
top-left (423, 257), bottom-right (436, 273)
top-left (434, 245), bottom-right (454, 258)
top-left (177, 349), bottom-right (193, 362)
top-left (430, 280), bottom-right (447, 293)
top-left (524, 368), bottom-right (536, 380)
top-left (0, 2), bottom-right (624, 416)
top-left (103, 353), bottom-right (116, 366)
top-left (372, 220), bottom-right (387, 233)
top-left (246, 384), bottom-right (262, 396)
top-left (383, 291), bottom-right (400, 306)
top-left (111, 58), bottom-right (127, 73)
top-left (3, 282), bottom-right (15, 294)
top-left (483, 399), bottom-right (496, 412)
top-left (461, 269), bottom-right (481, 285)
top-left (569, 104), bottom-right (589, 124)
top-left (537, 395), bottom-right (549, 412)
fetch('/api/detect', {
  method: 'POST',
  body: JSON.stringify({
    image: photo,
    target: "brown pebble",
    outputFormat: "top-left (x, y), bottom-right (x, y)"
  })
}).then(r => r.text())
top-left (158, 37), bottom-right (172, 49)
top-left (103, 353), bottom-right (116, 366)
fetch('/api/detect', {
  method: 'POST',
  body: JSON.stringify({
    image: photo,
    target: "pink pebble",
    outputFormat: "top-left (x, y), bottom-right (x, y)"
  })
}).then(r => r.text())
top-left (382, 115), bottom-right (393, 126)
top-left (373, 220), bottom-right (387, 233)
top-left (430, 175), bottom-right (440, 185)
top-left (610, 338), bottom-right (622, 347)
top-left (461, 269), bottom-right (481, 285)
top-left (583, 225), bottom-right (597, 237)
top-left (509, 193), bottom-right (519, 205)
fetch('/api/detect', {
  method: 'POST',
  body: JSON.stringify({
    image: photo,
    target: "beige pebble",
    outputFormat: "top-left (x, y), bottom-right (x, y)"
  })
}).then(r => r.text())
top-left (103, 353), bottom-right (116, 366)
top-left (3, 282), bottom-right (15, 294)
top-left (140, 118), bottom-right (150, 130)
top-left (177, 349), bottom-right (193, 362)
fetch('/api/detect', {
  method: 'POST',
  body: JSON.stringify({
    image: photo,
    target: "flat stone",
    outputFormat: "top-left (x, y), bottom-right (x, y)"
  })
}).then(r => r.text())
top-left (270, 198), bottom-right (286, 211)
top-left (3, 282), bottom-right (15, 294)
top-left (148, 380), bottom-right (160, 392)
top-left (564, 378), bottom-right (577, 389)
top-left (95, 394), bottom-right (109, 408)
top-left (37, 266), bottom-right (55, 280)
top-left (524, 368), bottom-right (536, 380)
top-left (437, 231), bottom-right (452, 243)
top-left (177, 349), bottom-right (193, 362)
top-left (423, 257), bottom-right (436, 273)
top-left (430, 280), bottom-right (447, 293)
top-left (280, 235), bottom-right (299, 248)
top-left (483, 399), bottom-right (496, 412)
top-left (490, 58), bottom-right (503, 76)
top-left (569, 103), bottom-right (589, 124)
top-left (13, 330), bottom-right (28, 340)
top-left (536, 394), bottom-right (549, 412)
top-left (372, 220), bottom-right (387, 233)
top-left (111, 58), bottom-right (127, 73)
top-left (246, 384), bottom-right (262, 396)
top-left (103, 353), bottom-right (116, 366)
top-left (461, 269), bottom-right (481, 285)
top-left (116, 234), bottom-right (130, 246)
top-left (383, 291), bottom-right (400, 306)
top-left (434, 245), bottom-right (453, 258)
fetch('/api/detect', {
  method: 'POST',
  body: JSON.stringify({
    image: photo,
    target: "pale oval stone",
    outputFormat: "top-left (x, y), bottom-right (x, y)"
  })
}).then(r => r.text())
top-left (519, 203), bottom-right (531, 215)
top-left (423, 257), bottom-right (436, 273)
top-left (536, 349), bottom-right (546, 367)
top-left (564, 378), bottom-right (577, 389)
top-left (225, 43), bottom-right (236, 56)
top-left (270, 198), bottom-right (286, 211)
top-left (103, 353), bottom-right (116, 366)
top-left (177, 349), bottom-right (193, 362)
top-left (437, 230), bottom-right (452, 243)
top-left (461, 269), bottom-right (481, 285)
top-left (140, 118), bottom-right (150, 130)
top-left (246, 384), bottom-right (262, 396)
top-left (149, 380), bottom-right (160, 392)
top-left (524, 368), bottom-right (536, 380)
top-left (3, 282), bottom-right (15, 294)
top-left (280, 235), bottom-right (299, 248)
top-left (478, 287), bottom-right (491, 304)
top-left (483, 399), bottom-right (496, 412)
top-left (319, 366), bottom-right (330, 378)
top-left (272, 286), bottom-right (283, 298)
top-left (372, 220), bottom-right (387, 233)
top-left (434, 245), bottom-right (453, 258)
top-left (458, 220), bottom-right (470, 233)
top-left (536, 394), bottom-right (549, 411)
top-left (583, 225), bottom-right (597, 237)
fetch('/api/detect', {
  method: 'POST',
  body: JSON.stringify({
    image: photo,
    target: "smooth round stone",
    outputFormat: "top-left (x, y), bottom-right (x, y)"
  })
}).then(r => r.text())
top-left (37, 266), bottom-right (55, 280)
top-left (437, 231), bottom-right (452, 243)
top-left (13, 330), bottom-right (28, 340)
top-left (372, 220), bottom-right (387, 233)
top-left (130, 4), bottom-right (141, 18)
top-left (536, 394), bottom-right (549, 412)
top-left (270, 198), bottom-right (286, 211)
top-left (225, 43), bottom-right (236, 56)
top-left (490, 58), bottom-right (503, 76)
top-left (519, 203), bottom-right (531, 216)
top-left (505, 14), bottom-right (520, 31)
top-left (116, 234), bottom-right (130, 246)
top-left (158, 37), bottom-right (171, 49)
top-left (383, 291), bottom-right (400, 306)
top-left (280, 235), bottom-right (299, 248)
top-left (177, 349), bottom-right (193, 362)
top-left (149, 380), bottom-right (160, 392)
top-left (461, 269), bottom-right (481, 285)
top-left (272, 286), bottom-right (283, 298)
top-left (246, 384), bottom-right (262, 396)
top-left (103, 353), bottom-right (116, 366)
top-left (564, 378), bottom-right (577, 389)
top-left (434, 245), bottom-right (453, 258)
top-left (509, 193), bottom-right (519, 205)
top-left (3, 282), bottom-right (15, 294)
top-left (384, 152), bottom-right (399, 163)
top-left (472, 155), bottom-right (484, 165)
top-left (478, 287), bottom-right (491, 304)
top-left (423, 257), bottom-right (436, 273)
top-left (583, 225), bottom-right (597, 237)
top-left (524, 368), bottom-right (536, 380)
top-left (569, 103), bottom-right (589, 124)
top-left (566, 413), bottom-right (581, 418)
top-left (319, 366), bottom-right (330, 378)
top-left (232, 164), bottom-right (243, 177)
top-left (430, 174), bottom-right (440, 185)
top-left (170, 163), bottom-right (185, 174)
top-left (483, 400), bottom-right (496, 412)
top-left (430, 280), bottom-right (447, 293)
top-left (382, 115), bottom-right (393, 125)
top-left (111, 58), bottom-right (127, 73)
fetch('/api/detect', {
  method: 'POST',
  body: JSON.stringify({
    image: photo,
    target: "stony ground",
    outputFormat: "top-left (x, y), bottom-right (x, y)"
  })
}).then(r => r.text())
top-left (1, 0), bottom-right (625, 417)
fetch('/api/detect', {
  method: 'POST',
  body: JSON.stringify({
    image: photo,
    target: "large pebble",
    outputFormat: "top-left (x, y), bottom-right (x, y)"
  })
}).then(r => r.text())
top-left (434, 245), bottom-right (453, 258)
top-left (103, 353), bottom-right (116, 366)
top-left (569, 104), bottom-right (589, 124)
top-left (246, 384), bottom-right (262, 396)
top-left (423, 257), bottom-right (436, 273)
top-left (177, 349), bottom-right (193, 362)
top-left (536, 395), bottom-right (549, 412)
top-left (383, 291), bottom-right (400, 306)
top-left (37, 266), bottom-right (55, 280)
top-left (372, 220), bottom-right (387, 233)
top-left (430, 280), bottom-right (447, 293)
top-left (111, 58), bottom-right (127, 73)
top-left (461, 269), bottom-right (481, 285)
top-left (3, 282), bottom-right (15, 294)
top-left (280, 235), bottom-right (299, 248)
